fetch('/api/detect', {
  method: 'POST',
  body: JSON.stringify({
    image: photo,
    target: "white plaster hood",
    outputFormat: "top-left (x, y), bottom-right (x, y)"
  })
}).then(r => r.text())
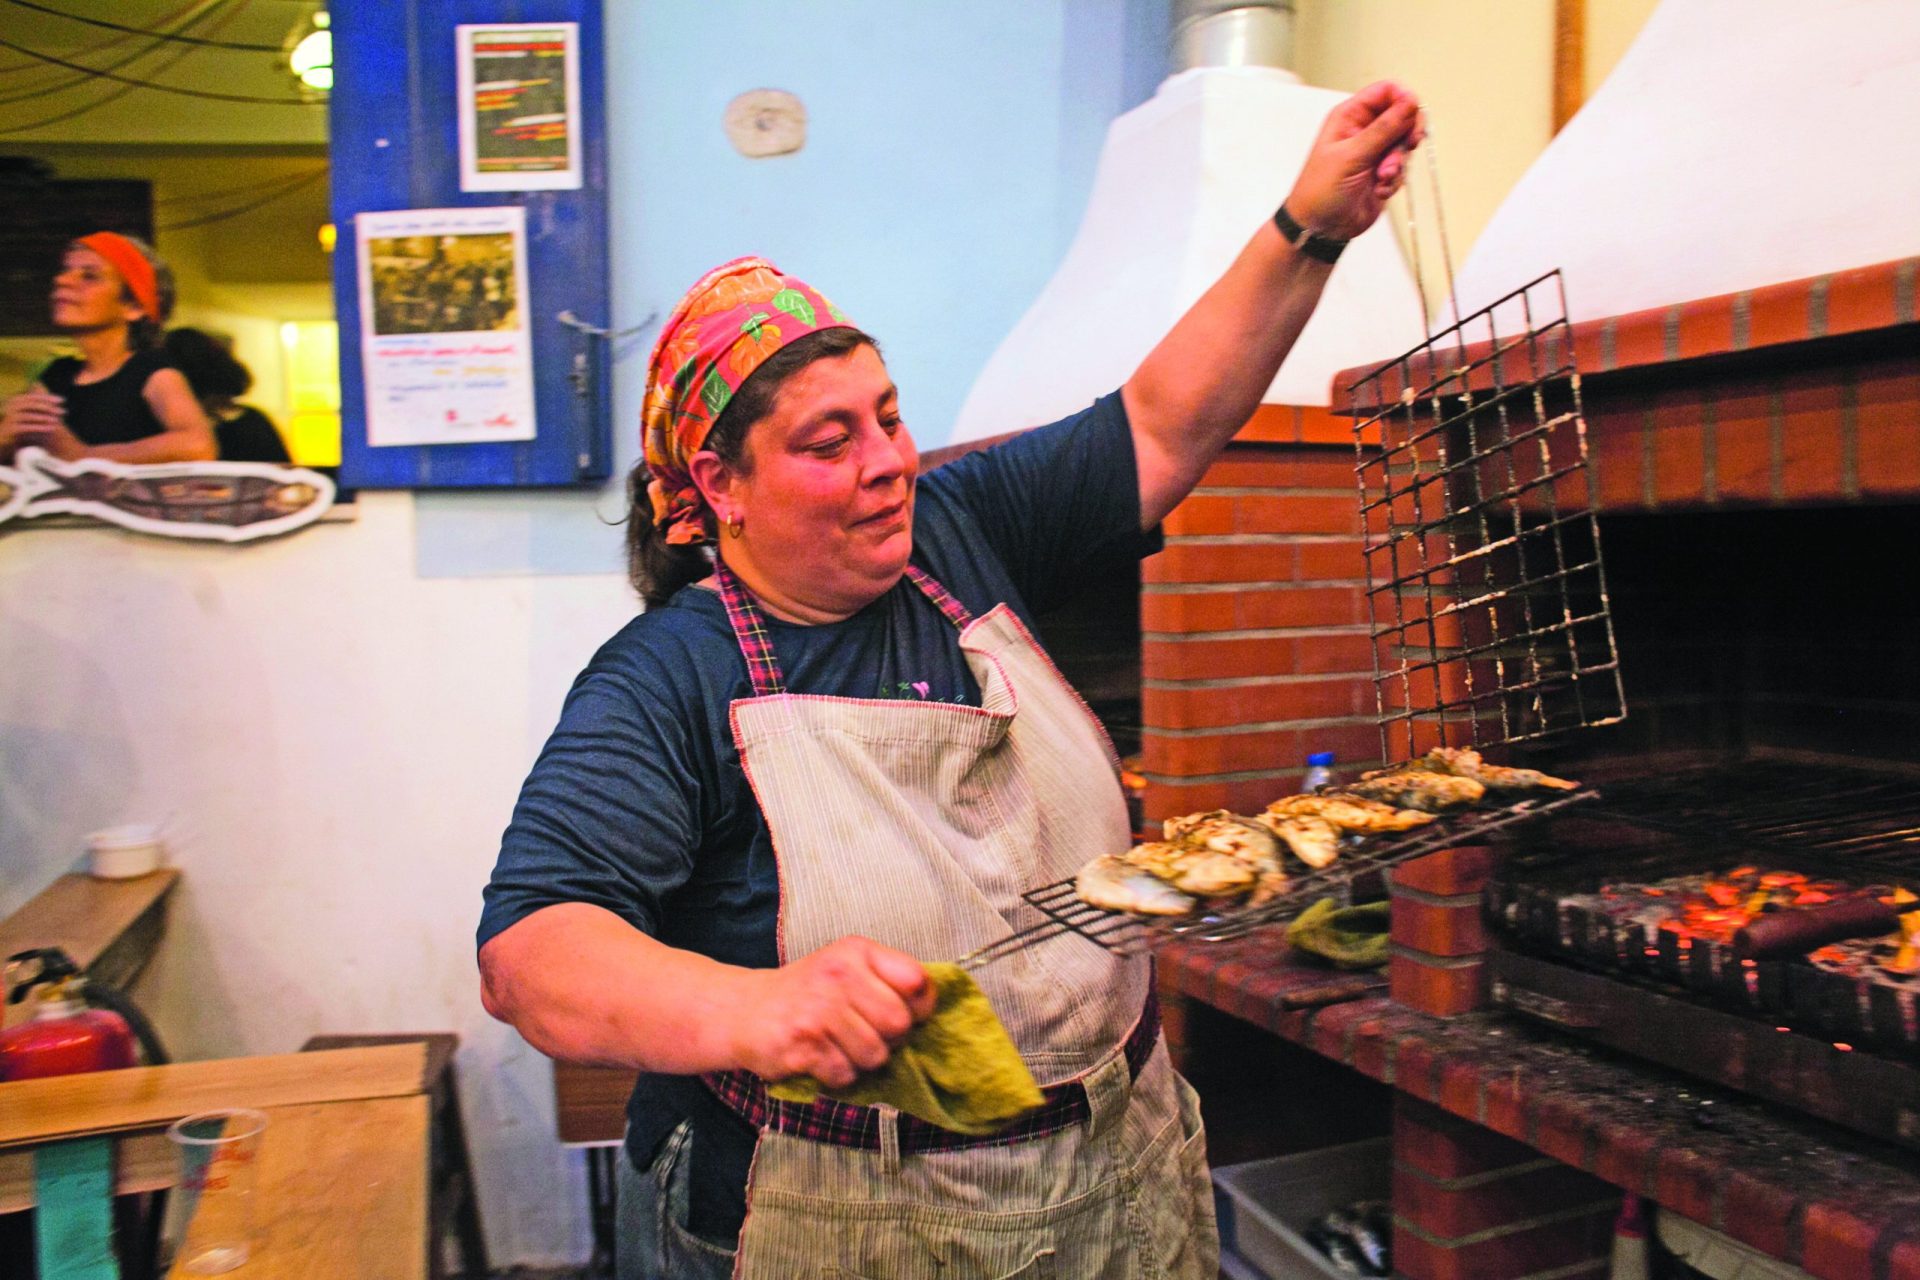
top-left (951, 65), bottom-right (1427, 443)
top-left (1451, 0), bottom-right (1920, 328)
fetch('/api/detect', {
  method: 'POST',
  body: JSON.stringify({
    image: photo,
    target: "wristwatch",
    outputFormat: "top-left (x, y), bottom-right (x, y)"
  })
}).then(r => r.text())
top-left (1272, 202), bottom-right (1347, 265)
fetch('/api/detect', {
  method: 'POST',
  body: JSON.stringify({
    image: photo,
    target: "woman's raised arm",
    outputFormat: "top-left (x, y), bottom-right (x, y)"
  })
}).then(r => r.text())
top-left (1124, 81), bottom-right (1422, 528)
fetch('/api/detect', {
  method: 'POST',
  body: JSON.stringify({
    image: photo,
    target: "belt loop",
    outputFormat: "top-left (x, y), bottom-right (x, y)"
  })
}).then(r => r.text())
top-left (877, 1104), bottom-right (903, 1174)
top-left (1082, 1048), bottom-right (1133, 1140)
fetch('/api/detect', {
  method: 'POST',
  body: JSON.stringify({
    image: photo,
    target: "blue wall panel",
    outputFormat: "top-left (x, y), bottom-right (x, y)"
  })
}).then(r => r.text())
top-left (331, 0), bottom-right (610, 489)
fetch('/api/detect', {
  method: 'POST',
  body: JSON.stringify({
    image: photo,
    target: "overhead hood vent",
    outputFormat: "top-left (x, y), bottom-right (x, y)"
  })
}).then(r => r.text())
top-left (953, 1), bottom-right (1425, 442)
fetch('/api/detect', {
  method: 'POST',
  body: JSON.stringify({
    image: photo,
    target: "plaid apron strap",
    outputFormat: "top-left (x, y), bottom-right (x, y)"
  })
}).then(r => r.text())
top-left (903, 565), bottom-right (974, 629)
top-left (713, 561), bottom-right (786, 696)
top-left (714, 561), bottom-right (976, 699)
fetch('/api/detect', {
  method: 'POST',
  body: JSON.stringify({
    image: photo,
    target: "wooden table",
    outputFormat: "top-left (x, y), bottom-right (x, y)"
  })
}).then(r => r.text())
top-left (1, 1044), bottom-right (430, 1278)
top-left (166, 1095), bottom-right (429, 1279)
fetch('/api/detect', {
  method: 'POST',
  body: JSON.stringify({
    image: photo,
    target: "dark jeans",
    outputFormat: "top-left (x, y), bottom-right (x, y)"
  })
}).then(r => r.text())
top-left (615, 1122), bottom-right (737, 1280)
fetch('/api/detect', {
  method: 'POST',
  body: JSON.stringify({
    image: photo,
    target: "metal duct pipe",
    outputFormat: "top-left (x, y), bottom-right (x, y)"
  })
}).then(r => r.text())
top-left (1170, 0), bottom-right (1295, 72)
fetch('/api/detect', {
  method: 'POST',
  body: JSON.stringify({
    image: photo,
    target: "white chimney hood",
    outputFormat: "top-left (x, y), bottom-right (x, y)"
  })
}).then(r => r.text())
top-left (1451, 0), bottom-right (1920, 328)
top-left (952, 60), bottom-right (1427, 443)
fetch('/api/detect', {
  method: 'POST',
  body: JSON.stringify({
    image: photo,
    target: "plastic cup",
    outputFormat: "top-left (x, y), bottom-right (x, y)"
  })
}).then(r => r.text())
top-left (163, 1108), bottom-right (268, 1274)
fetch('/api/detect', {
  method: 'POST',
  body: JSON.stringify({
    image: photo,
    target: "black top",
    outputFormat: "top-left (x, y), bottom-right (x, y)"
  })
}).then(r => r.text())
top-left (215, 405), bottom-right (291, 464)
top-left (40, 351), bottom-right (172, 447)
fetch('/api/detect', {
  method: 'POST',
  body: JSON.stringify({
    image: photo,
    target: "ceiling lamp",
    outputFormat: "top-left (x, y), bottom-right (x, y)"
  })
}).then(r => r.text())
top-left (290, 11), bottom-right (333, 92)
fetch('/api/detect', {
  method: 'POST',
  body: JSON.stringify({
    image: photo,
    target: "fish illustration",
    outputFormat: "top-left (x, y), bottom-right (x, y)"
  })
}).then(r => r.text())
top-left (8, 446), bottom-right (335, 543)
top-left (0, 466), bottom-right (31, 527)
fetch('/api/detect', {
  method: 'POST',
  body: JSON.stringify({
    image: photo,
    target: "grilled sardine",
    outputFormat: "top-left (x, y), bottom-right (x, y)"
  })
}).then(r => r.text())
top-left (1121, 840), bottom-right (1258, 896)
top-left (1164, 811), bottom-right (1291, 904)
top-left (1076, 855), bottom-right (1195, 916)
top-left (1263, 793), bottom-right (1437, 834)
top-left (1417, 746), bottom-right (1578, 792)
top-left (1348, 770), bottom-right (1486, 812)
top-left (1261, 814), bottom-right (1341, 869)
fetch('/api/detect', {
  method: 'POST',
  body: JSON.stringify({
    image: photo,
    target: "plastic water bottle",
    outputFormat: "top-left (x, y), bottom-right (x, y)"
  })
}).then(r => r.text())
top-left (1303, 751), bottom-right (1336, 793)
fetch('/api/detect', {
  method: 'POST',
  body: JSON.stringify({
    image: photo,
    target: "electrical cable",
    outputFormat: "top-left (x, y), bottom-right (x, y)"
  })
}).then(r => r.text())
top-left (0, 33), bottom-right (319, 105)
top-left (0, 0), bottom-right (250, 131)
top-left (155, 164), bottom-right (328, 231)
top-left (0, 0), bottom-right (215, 75)
top-left (155, 165), bottom-right (328, 206)
top-left (0, 0), bottom-right (225, 106)
top-left (1, 0), bottom-right (286, 53)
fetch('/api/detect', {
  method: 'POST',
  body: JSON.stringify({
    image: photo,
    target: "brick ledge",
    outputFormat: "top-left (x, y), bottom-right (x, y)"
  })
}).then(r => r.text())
top-left (1158, 932), bottom-right (1920, 1280)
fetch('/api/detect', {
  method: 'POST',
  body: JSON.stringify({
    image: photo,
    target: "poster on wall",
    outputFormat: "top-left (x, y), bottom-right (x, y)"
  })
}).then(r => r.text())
top-left (455, 22), bottom-right (582, 192)
top-left (355, 206), bottom-right (537, 448)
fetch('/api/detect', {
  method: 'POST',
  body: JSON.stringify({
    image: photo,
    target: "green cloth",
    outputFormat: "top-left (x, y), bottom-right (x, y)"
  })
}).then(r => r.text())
top-left (1287, 898), bottom-right (1392, 970)
top-left (768, 962), bottom-right (1044, 1134)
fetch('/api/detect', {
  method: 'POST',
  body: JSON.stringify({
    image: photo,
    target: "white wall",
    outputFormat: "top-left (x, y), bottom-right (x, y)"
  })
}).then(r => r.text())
top-left (0, 498), bottom-right (636, 1261)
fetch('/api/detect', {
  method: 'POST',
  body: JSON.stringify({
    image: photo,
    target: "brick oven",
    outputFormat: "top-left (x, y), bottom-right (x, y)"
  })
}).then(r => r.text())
top-left (923, 252), bottom-right (1920, 1278)
top-left (1140, 254), bottom-right (1920, 1280)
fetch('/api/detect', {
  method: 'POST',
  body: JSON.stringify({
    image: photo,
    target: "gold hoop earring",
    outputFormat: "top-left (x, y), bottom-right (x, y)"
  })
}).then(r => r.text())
top-left (725, 515), bottom-right (743, 539)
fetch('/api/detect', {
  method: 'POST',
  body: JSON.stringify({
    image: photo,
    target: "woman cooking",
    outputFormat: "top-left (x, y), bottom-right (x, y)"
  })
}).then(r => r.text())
top-left (480, 82), bottom-right (1421, 1278)
top-left (0, 232), bottom-right (215, 465)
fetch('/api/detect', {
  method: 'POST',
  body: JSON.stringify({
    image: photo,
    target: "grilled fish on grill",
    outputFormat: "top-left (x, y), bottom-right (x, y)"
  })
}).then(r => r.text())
top-left (1075, 855), bottom-right (1195, 916)
top-left (1164, 810), bottom-right (1281, 860)
top-left (1121, 840), bottom-right (1259, 896)
top-left (1163, 811), bottom-right (1290, 903)
top-left (1347, 770), bottom-right (1485, 812)
top-left (1263, 793), bottom-right (1436, 834)
top-left (1261, 814), bottom-right (1342, 869)
top-left (1412, 746), bottom-right (1578, 792)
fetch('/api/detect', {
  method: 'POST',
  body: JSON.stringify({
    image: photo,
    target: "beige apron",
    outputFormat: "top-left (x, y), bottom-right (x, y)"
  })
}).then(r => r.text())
top-left (708, 564), bottom-right (1218, 1280)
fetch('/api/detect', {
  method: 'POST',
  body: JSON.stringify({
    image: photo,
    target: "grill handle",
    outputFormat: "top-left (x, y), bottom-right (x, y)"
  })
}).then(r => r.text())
top-left (1490, 978), bottom-right (1602, 1029)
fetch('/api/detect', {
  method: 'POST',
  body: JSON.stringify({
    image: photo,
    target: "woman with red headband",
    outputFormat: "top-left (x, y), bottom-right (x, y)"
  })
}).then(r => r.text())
top-left (481, 83), bottom-right (1421, 1279)
top-left (0, 232), bottom-right (215, 465)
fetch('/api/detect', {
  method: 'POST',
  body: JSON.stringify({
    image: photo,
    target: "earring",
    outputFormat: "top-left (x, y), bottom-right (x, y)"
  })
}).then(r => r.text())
top-left (725, 515), bottom-right (743, 539)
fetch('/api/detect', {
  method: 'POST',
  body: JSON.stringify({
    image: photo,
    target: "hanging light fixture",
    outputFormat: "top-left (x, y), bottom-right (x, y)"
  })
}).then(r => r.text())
top-left (289, 10), bottom-right (333, 92)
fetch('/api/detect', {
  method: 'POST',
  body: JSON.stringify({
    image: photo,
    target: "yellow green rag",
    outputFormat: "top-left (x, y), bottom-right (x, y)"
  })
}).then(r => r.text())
top-left (1287, 898), bottom-right (1392, 970)
top-left (767, 962), bottom-right (1045, 1135)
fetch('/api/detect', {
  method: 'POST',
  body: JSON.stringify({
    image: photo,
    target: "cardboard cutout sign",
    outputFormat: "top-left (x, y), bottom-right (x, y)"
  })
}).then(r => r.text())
top-left (0, 447), bottom-right (336, 543)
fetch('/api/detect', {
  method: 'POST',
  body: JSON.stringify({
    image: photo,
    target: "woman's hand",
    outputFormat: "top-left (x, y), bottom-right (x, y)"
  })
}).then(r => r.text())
top-left (723, 936), bottom-right (937, 1088)
top-left (1, 390), bottom-right (72, 459)
top-left (1284, 80), bottom-right (1424, 243)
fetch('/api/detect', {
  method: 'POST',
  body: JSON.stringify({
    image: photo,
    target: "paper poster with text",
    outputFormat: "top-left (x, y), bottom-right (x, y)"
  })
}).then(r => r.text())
top-left (456, 22), bottom-right (582, 192)
top-left (356, 206), bottom-right (537, 448)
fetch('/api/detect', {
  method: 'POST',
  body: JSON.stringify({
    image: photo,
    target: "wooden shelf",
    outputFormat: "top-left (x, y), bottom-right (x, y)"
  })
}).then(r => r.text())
top-left (0, 869), bottom-right (180, 996)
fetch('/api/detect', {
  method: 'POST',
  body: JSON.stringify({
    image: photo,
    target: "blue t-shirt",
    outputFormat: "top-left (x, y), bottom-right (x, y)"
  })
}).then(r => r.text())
top-left (478, 391), bottom-right (1156, 1242)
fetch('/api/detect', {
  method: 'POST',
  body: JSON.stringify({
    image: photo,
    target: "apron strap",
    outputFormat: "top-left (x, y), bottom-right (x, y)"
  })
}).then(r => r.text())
top-left (713, 560), bottom-right (788, 696)
top-left (902, 564), bottom-right (974, 629)
top-left (713, 559), bottom-right (975, 698)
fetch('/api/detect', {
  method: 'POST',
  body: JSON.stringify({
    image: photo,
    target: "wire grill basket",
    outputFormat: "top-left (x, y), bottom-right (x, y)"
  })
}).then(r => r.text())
top-left (959, 790), bottom-right (1597, 968)
top-left (1345, 270), bottom-right (1626, 761)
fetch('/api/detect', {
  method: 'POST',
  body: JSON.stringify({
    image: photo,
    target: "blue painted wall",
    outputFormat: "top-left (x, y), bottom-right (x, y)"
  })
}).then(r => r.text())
top-left (416, 0), bottom-right (1167, 577)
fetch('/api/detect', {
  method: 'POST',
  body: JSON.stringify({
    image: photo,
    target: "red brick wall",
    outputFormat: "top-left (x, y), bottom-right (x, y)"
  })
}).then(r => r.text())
top-left (1139, 439), bottom-right (1385, 824)
top-left (1394, 1096), bottom-right (1619, 1280)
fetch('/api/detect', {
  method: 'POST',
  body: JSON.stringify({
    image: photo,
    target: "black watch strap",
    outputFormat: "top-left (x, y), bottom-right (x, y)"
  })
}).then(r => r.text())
top-left (1273, 203), bottom-right (1347, 265)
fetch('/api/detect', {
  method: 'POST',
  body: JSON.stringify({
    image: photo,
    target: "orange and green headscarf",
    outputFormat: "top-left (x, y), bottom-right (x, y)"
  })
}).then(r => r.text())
top-left (642, 257), bottom-right (854, 546)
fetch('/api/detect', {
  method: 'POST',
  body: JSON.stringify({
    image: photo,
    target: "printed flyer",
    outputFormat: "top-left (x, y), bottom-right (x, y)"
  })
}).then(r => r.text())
top-left (356, 206), bottom-right (536, 447)
top-left (456, 23), bottom-right (582, 192)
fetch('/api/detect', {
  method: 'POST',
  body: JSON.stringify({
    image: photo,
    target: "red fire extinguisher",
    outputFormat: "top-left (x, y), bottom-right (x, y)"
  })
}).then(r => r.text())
top-left (0, 948), bottom-right (166, 1081)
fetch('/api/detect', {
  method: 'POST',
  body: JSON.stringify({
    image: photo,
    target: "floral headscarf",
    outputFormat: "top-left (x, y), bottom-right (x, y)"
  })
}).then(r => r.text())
top-left (641, 257), bottom-right (853, 546)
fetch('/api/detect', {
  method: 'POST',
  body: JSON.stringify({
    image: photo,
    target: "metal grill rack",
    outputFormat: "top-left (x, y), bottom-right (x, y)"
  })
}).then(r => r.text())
top-left (1577, 756), bottom-right (1920, 875)
top-left (958, 789), bottom-right (1597, 969)
top-left (1345, 270), bottom-right (1626, 761)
